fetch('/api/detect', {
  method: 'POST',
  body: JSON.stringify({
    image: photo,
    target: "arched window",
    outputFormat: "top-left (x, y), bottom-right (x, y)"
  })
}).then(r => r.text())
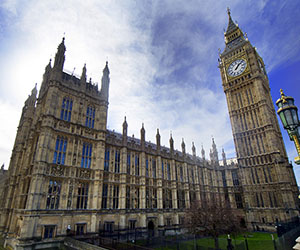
top-left (81, 142), bottom-right (92, 168)
top-left (85, 106), bottom-right (95, 128)
top-left (53, 136), bottom-right (67, 165)
top-left (60, 97), bottom-right (73, 122)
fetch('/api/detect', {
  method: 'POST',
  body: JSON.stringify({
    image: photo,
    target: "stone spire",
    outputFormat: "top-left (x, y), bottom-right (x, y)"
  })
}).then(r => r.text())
top-left (201, 144), bottom-right (205, 160)
top-left (53, 37), bottom-right (66, 70)
top-left (222, 148), bottom-right (227, 166)
top-left (122, 116), bottom-right (128, 145)
top-left (192, 142), bottom-right (196, 157)
top-left (211, 137), bottom-right (219, 163)
top-left (181, 138), bottom-right (186, 155)
top-left (141, 123), bottom-right (145, 149)
top-left (81, 63), bottom-right (87, 83)
top-left (156, 129), bottom-right (161, 151)
top-left (169, 132), bottom-right (174, 153)
top-left (100, 61), bottom-right (110, 102)
top-left (223, 8), bottom-right (245, 47)
top-left (225, 7), bottom-right (238, 35)
top-left (45, 59), bottom-right (52, 73)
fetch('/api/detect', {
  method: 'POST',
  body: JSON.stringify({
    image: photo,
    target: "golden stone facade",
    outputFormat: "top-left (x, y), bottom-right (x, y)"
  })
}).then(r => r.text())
top-left (219, 9), bottom-right (299, 231)
top-left (0, 11), bottom-right (299, 250)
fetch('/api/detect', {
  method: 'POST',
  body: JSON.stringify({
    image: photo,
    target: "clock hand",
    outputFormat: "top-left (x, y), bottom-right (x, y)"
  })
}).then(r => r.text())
top-left (235, 62), bottom-right (242, 70)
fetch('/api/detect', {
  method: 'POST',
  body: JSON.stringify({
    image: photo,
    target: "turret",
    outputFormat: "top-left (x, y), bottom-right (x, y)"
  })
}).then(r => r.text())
top-left (100, 61), bottom-right (110, 102)
top-left (192, 142), bottom-right (196, 157)
top-left (201, 144), bottom-right (205, 160)
top-left (122, 116), bottom-right (127, 145)
top-left (156, 129), bottom-right (161, 151)
top-left (169, 133), bottom-right (174, 154)
top-left (222, 148), bottom-right (227, 166)
top-left (53, 37), bottom-right (66, 71)
top-left (141, 123), bottom-right (145, 149)
top-left (181, 138), bottom-right (186, 155)
top-left (211, 137), bottom-right (219, 164)
top-left (81, 64), bottom-right (87, 84)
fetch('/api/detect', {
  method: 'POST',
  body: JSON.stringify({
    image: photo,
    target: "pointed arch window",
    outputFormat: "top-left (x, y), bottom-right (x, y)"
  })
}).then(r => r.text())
top-left (53, 136), bottom-right (67, 165)
top-left (81, 142), bottom-right (92, 168)
top-left (60, 97), bottom-right (73, 122)
top-left (46, 180), bottom-right (61, 209)
top-left (85, 106), bottom-right (95, 128)
top-left (76, 182), bottom-right (89, 209)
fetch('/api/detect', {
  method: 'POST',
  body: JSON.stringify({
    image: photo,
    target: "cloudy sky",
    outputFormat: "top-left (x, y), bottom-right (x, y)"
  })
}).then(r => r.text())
top-left (1, 0), bottom-right (300, 182)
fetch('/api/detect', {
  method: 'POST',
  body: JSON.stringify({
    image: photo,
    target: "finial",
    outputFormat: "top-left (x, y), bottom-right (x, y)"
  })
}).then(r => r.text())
top-left (142, 123), bottom-right (144, 128)
top-left (280, 89), bottom-right (287, 103)
top-left (124, 116), bottom-right (126, 121)
top-left (157, 128), bottom-right (159, 134)
top-left (170, 131), bottom-right (172, 138)
top-left (106, 61), bottom-right (108, 66)
top-left (227, 7), bottom-right (231, 16)
top-left (89, 77), bottom-right (92, 83)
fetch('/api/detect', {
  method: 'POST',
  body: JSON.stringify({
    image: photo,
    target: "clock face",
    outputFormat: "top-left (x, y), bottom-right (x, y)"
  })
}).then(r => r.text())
top-left (227, 59), bottom-right (247, 77)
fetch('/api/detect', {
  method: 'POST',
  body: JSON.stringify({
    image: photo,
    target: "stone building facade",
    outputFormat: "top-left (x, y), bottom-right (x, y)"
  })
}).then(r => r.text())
top-left (219, 9), bottom-right (299, 231)
top-left (0, 10), bottom-right (299, 250)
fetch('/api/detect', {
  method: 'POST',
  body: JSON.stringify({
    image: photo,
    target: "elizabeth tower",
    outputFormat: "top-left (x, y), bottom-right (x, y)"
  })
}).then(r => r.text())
top-left (219, 9), bottom-right (299, 230)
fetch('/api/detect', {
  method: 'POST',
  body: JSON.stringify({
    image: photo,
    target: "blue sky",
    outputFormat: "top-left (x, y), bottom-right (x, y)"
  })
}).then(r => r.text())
top-left (1, 0), bottom-right (300, 183)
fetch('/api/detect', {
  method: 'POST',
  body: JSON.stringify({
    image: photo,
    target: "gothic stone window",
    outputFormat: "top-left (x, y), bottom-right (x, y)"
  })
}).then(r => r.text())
top-left (167, 163), bottom-right (171, 180)
top-left (60, 97), bottom-right (73, 122)
top-left (43, 225), bottom-right (56, 239)
top-left (115, 149), bottom-right (120, 173)
top-left (129, 220), bottom-right (136, 230)
top-left (104, 148), bottom-right (110, 171)
top-left (46, 180), bottom-right (61, 209)
top-left (235, 193), bottom-right (243, 208)
top-left (77, 182), bottom-right (89, 209)
top-left (232, 169), bottom-right (239, 186)
top-left (112, 185), bottom-right (119, 209)
top-left (53, 136), bottom-right (67, 165)
top-left (85, 106), bottom-right (95, 128)
top-left (163, 189), bottom-right (172, 209)
top-left (135, 155), bottom-right (139, 176)
top-left (104, 222), bottom-right (114, 233)
top-left (152, 159), bottom-right (156, 178)
top-left (81, 142), bottom-right (92, 168)
top-left (180, 166), bottom-right (183, 182)
top-left (177, 190), bottom-right (185, 209)
top-left (127, 153), bottom-right (130, 174)
top-left (161, 161), bottom-right (164, 179)
top-left (146, 157), bottom-right (149, 177)
top-left (125, 185), bottom-right (130, 209)
top-left (76, 223), bottom-right (86, 235)
top-left (102, 184), bottom-right (108, 209)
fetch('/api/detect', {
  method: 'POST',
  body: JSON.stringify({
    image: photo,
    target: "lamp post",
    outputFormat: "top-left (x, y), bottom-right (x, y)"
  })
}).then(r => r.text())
top-left (276, 89), bottom-right (300, 165)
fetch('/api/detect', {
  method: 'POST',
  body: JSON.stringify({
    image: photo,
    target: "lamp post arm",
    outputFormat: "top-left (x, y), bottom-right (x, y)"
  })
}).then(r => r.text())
top-left (292, 134), bottom-right (300, 164)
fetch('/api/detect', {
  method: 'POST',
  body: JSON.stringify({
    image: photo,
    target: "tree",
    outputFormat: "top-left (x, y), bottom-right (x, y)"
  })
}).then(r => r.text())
top-left (185, 200), bottom-right (242, 250)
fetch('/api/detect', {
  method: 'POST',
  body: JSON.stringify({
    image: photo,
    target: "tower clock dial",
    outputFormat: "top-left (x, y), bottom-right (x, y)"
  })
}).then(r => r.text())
top-left (227, 59), bottom-right (247, 77)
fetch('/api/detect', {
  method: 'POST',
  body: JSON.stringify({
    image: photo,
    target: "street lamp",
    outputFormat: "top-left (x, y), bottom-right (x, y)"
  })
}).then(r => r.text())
top-left (276, 89), bottom-right (300, 165)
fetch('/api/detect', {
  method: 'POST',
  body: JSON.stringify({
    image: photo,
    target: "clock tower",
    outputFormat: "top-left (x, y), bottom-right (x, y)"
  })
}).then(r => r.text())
top-left (219, 9), bottom-right (299, 230)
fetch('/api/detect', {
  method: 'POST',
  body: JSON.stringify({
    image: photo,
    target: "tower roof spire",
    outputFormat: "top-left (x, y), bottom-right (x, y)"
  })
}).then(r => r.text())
top-left (225, 7), bottom-right (238, 35)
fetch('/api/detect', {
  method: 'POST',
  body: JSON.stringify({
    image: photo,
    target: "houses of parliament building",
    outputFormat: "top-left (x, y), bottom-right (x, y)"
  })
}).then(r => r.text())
top-left (0, 10), bottom-right (299, 249)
